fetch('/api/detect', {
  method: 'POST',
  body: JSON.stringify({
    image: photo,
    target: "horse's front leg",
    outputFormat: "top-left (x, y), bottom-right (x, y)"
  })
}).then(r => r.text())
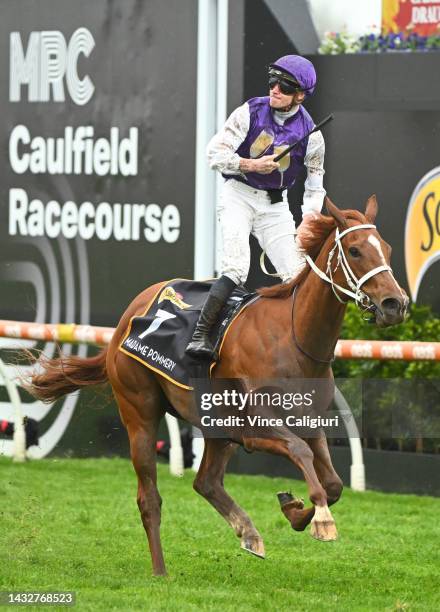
top-left (307, 433), bottom-right (343, 506)
top-left (193, 438), bottom-right (265, 558)
top-left (244, 435), bottom-right (338, 541)
top-left (278, 432), bottom-right (343, 533)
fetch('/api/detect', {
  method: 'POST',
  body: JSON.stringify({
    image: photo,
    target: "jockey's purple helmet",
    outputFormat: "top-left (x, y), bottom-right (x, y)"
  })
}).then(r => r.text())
top-left (269, 55), bottom-right (317, 96)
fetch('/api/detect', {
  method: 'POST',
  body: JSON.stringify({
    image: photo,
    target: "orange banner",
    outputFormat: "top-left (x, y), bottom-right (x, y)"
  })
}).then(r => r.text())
top-left (382, 0), bottom-right (440, 35)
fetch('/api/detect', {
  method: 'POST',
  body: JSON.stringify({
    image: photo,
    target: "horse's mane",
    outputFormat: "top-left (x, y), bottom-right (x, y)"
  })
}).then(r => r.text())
top-left (258, 209), bottom-right (366, 299)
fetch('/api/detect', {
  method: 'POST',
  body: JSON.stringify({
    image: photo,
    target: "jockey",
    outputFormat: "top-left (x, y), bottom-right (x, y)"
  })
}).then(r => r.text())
top-left (186, 54), bottom-right (326, 360)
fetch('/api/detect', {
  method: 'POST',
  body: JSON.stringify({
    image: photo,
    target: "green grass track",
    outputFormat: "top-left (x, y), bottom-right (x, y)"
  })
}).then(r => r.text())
top-left (0, 457), bottom-right (439, 611)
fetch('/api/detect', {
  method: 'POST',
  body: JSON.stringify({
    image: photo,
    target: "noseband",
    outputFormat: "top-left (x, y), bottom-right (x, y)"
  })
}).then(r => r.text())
top-left (305, 223), bottom-right (392, 308)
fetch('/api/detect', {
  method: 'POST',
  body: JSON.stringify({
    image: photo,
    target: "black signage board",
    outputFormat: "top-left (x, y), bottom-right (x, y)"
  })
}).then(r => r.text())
top-left (0, 0), bottom-right (197, 457)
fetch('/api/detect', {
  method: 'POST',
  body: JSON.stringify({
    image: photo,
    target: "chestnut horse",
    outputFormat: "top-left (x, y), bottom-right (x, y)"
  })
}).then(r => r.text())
top-left (25, 196), bottom-right (407, 576)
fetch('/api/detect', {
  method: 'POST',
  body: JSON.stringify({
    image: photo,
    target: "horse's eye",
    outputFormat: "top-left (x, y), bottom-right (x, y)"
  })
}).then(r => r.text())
top-left (349, 247), bottom-right (361, 258)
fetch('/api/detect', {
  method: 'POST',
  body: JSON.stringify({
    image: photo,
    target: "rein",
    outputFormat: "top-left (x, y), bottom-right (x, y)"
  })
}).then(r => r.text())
top-left (291, 286), bottom-right (335, 365)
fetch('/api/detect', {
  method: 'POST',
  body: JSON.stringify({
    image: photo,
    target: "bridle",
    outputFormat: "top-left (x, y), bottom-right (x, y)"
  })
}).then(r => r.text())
top-left (260, 222), bottom-right (393, 310)
top-left (260, 222), bottom-right (395, 364)
top-left (293, 222), bottom-right (393, 364)
top-left (305, 223), bottom-right (392, 309)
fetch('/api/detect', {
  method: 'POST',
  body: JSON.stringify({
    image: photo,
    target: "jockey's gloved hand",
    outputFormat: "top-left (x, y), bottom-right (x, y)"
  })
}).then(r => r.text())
top-left (296, 211), bottom-right (319, 248)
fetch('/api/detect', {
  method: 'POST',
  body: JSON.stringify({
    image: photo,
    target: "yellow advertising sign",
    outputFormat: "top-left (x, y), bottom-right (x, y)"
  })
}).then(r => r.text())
top-left (405, 167), bottom-right (440, 301)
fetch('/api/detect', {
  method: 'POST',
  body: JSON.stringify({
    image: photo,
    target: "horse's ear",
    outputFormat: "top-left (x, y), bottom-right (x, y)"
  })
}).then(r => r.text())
top-left (365, 194), bottom-right (378, 223)
top-left (325, 196), bottom-right (348, 229)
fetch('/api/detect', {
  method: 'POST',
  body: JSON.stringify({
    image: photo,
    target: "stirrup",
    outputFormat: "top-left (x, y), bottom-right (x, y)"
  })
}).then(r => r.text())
top-left (185, 328), bottom-right (215, 359)
top-left (185, 337), bottom-right (215, 360)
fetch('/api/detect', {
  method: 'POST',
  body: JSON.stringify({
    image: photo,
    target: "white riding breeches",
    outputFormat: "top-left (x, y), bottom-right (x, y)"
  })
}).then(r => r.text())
top-left (217, 179), bottom-right (306, 285)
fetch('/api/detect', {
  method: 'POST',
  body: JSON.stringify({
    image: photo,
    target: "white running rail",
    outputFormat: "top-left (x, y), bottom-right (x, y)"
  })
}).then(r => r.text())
top-left (0, 358), bottom-right (26, 462)
top-left (334, 387), bottom-right (366, 491)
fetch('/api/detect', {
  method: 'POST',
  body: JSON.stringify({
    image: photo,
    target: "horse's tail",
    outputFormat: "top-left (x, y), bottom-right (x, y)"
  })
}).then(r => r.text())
top-left (23, 347), bottom-right (108, 404)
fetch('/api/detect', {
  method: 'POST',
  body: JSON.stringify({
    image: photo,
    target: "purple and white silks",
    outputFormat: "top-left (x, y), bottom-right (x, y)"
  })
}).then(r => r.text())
top-left (223, 96), bottom-right (315, 190)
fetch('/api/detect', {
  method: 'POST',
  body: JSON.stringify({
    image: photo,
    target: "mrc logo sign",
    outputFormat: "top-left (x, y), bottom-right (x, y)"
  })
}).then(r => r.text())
top-left (0, 0), bottom-right (197, 458)
top-left (3, 25), bottom-right (97, 458)
top-left (9, 27), bottom-right (95, 105)
top-left (405, 167), bottom-right (440, 301)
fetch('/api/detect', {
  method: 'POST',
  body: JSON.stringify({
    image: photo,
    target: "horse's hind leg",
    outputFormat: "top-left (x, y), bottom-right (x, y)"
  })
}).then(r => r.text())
top-left (193, 438), bottom-right (265, 558)
top-left (111, 360), bottom-right (167, 576)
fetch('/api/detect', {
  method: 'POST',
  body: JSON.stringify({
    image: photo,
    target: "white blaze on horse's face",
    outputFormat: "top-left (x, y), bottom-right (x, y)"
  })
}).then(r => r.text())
top-left (348, 229), bottom-right (408, 327)
top-left (367, 235), bottom-right (387, 265)
top-left (367, 234), bottom-right (407, 298)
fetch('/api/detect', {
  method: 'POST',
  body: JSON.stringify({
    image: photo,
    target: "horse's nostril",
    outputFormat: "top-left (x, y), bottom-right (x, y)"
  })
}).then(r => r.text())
top-left (381, 297), bottom-right (401, 314)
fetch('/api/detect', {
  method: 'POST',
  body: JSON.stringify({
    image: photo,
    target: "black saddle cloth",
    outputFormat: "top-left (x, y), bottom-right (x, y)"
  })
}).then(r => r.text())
top-left (119, 279), bottom-right (258, 389)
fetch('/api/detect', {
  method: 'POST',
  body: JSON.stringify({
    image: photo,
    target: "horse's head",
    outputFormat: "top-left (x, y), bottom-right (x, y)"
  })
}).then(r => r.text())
top-left (324, 195), bottom-right (408, 327)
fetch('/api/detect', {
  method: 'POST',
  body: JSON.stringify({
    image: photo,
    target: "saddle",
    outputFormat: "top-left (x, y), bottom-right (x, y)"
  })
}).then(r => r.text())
top-left (119, 279), bottom-right (259, 389)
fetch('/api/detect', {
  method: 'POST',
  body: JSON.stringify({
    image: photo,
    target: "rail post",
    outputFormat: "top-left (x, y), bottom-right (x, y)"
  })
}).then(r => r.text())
top-left (334, 386), bottom-right (366, 491)
top-left (165, 413), bottom-right (184, 476)
top-left (0, 358), bottom-right (26, 462)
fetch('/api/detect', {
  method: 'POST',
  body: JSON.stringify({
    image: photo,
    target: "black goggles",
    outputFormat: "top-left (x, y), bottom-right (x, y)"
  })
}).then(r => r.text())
top-left (268, 69), bottom-right (302, 95)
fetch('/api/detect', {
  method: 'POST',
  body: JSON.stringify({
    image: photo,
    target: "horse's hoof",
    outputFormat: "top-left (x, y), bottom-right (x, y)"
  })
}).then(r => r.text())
top-left (310, 519), bottom-right (338, 541)
top-left (277, 491), bottom-right (304, 511)
top-left (278, 492), bottom-right (310, 530)
top-left (240, 538), bottom-right (265, 558)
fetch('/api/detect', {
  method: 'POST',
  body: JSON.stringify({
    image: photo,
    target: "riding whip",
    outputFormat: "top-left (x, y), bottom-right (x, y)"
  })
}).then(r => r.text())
top-left (273, 114), bottom-right (334, 162)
